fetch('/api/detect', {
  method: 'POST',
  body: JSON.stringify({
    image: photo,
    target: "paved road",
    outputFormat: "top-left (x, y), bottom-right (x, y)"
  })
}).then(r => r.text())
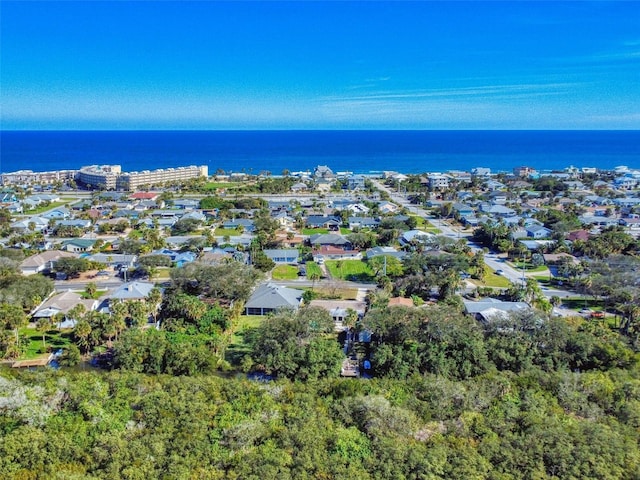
top-left (371, 179), bottom-right (581, 299)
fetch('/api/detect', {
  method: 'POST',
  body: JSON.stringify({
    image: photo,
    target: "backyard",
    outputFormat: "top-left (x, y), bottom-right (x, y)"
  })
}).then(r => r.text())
top-left (17, 327), bottom-right (73, 360)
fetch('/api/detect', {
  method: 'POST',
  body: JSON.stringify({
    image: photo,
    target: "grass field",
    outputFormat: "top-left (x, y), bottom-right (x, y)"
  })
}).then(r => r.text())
top-left (326, 260), bottom-right (374, 281)
top-left (510, 262), bottom-right (549, 273)
top-left (469, 266), bottom-right (512, 288)
top-left (226, 315), bottom-right (263, 365)
top-left (272, 265), bottom-right (299, 280)
top-left (305, 262), bottom-right (324, 279)
top-left (303, 228), bottom-right (329, 235)
top-left (80, 290), bottom-right (107, 300)
top-left (18, 328), bottom-right (73, 360)
top-left (203, 182), bottom-right (242, 191)
top-left (214, 227), bottom-right (242, 236)
top-left (308, 286), bottom-right (359, 300)
top-left (24, 200), bottom-right (72, 215)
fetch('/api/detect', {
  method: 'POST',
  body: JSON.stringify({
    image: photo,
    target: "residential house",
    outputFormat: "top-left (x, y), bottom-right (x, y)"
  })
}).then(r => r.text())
top-left (62, 238), bottom-right (96, 253)
top-left (378, 201), bottom-right (398, 214)
top-left (11, 216), bottom-right (49, 232)
top-left (305, 215), bottom-right (341, 230)
top-left (526, 225), bottom-right (552, 239)
top-left (86, 253), bottom-right (137, 268)
top-left (42, 207), bottom-right (71, 220)
top-left (399, 230), bottom-right (434, 247)
top-left (273, 211), bottom-right (295, 230)
top-left (452, 203), bottom-right (474, 217)
top-left (463, 298), bottom-right (533, 323)
top-left (308, 299), bottom-right (367, 330)
top-left (365, 246), bottom-right (406, 260)
top-left (479, 204), bottom-right (516, 218)
top-left (313, 165), bottom-right (335, 180)
top-left (347, 175), bottom-right (366, 190)
top-left (173, 198), bottom-right (200, 210)
top-left (619, 218), bottom-right (640, 231)
top-left (262, 249), bottom-right (299, 264)
top-left (180, 210), bottom-right (206, 222)
top-left (19, 250), bottom-right (78, 275)
top-left (314, 245), bottom-right (362, 262)
top-left (388, 297), bottom-right (415, 307)
top-left (566, 230), bottom-right (590, 242)
top-left (108, 281), bottom-right (156, 303)
top-left (150, 209), bottom-right (182, 219)
top-left (223, 218), bottom-right (255, 232)
top-left (291, 182), bottom-right (308, 193)
top-left (244, 282), bottom-right (303, 315)
top-left (348, 217), bottom-right (380, 229)
top-left (308, 233), bottom-right (352, 249)
top-left (130, 192), bottom-right (160, 201)
top-left (427, 173), bottom-right (450, 190)
top-left (32, 290), bottom-right (97, 329)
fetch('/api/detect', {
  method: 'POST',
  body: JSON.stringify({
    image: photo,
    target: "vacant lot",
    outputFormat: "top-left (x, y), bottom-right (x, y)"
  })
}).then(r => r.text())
top-left (326, 260), bottom-right (374, 282)
top-left (272, 264), bottom-right (299, 280)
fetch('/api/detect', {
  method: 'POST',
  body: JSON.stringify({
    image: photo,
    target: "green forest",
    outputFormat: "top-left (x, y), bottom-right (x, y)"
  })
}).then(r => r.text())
top-left (1, 302), bottom-right (639, 479)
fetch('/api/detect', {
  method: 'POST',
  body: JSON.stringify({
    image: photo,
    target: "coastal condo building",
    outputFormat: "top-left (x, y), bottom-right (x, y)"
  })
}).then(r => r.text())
top-left (77, 165), bottom-right (208, 190)
top-left (0, 169), bottom-right (77, 186)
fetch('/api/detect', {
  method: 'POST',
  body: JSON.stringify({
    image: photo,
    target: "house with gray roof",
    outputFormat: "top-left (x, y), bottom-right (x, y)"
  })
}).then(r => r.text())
top-left (365, 246), bottom-right (407, 260)
top-left (32, 290), bottom-right (98, 328)
top-left (348, 217), bottom-right (380, 229)
top-left (262, 249), bottom-right (299, 264)
top-left (11, 216), bottom-right (49, 232)
top-left (463, 298), bottom-right (532, 323)
top-left (42, 207), bottom-right (71, 220)
top-left (399, 230), bottom-right (434, 246)
top-left (20, 250), bottom-right (78, 275)
top-left (306, 215), bottom-right (341, 229)
top-left (244, 282), bottom-right (303, 315)
top-left (308, 233), bottom-right (352, 248)
top-left (54, 219), bottom-right (93, 229)
top-left (86, 253), bottom-right (137, 268)
top-left (223, 218), bottom-right (255, 232)
top-left (109, 281), bottom-right (156, 301)
top-left (526, 225), bottom-right (552, 239)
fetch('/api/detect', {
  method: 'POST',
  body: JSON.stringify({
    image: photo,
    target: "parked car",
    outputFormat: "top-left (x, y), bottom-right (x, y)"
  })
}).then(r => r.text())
top-left (590, 311), bottom-right (605, 319)
top-left (495, 269), bottom-right (504, 275)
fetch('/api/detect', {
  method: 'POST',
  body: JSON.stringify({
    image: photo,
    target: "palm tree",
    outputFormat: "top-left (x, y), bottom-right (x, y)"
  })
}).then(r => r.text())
top-left (147, 288), bottom-right (163, 325)
top-left (74, 319), bottom-right (92, 353)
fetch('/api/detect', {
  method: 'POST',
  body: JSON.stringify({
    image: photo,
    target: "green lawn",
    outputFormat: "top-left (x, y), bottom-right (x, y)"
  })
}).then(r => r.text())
top-left (340, 227), bottom-right (352, 235)
top-left (80, 290), bottom-right (108, 300)
top-left (325, 260), bottom-right (374, 281)
top-left (214, 227), bottom-right (242, 236)
top-left (203, 182), bottom-right (241, 191)
top-left (226, 315), bottom-right (263, 365)
top-left (305, 262), bottom-right (324, 278)
top-left (272, 264), bottom-right (299, 280)
top-left (469, 266), bottom-right (512, 288)
top-left (306, 286), bottom-right (359, 301)
top-left (303, 228), bottom-right (329, 235)
top-left (24, 200), bottom-right (71, 215)
top-left (18, 327), bottom-right (73, 360)
top-left (151, 267), bottom-right (172, 280)
top-left (560, 297), bottom-right (605, 311)
top-left (510, 262), bottom-right (549, 273)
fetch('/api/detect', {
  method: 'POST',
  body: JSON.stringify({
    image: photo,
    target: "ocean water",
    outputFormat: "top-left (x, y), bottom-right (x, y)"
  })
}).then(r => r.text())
top-left (1, 130), bottom-right (639, 175)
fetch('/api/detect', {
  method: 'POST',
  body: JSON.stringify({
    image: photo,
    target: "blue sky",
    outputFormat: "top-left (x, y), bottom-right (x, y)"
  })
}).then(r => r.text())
top-left (1, 1), bottom-right (639, 130)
